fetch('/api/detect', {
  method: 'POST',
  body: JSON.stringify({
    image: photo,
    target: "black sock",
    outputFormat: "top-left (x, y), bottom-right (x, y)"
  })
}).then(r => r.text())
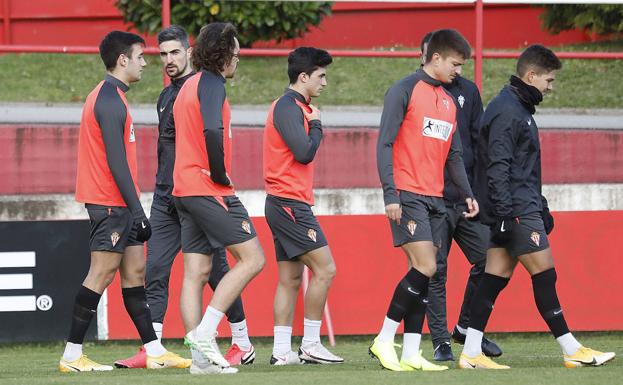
top-left (68, 286), bottom-right (101, 344)
top-left (468, 273), bottom-right (509, 332)
top-left (404, 281), bottom-right (429, 334)
top-left (386, 267), bottom-right (429, 323)
top-left (122, 286), bottom-right (157, 344)
top-left (532, 268), bottom-right (570, 338)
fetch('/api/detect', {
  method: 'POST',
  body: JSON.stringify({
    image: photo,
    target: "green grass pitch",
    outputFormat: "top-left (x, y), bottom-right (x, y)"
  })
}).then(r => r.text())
top-left (0, 332), bottom-right (620, 385)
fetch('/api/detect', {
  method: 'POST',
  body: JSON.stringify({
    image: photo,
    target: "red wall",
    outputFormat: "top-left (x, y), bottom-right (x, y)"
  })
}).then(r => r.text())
top-left (2, 124), bottom-right (623, 194)
top-left (0, 1), bottom-right (594, 49)
top-left (105, 210), bottom-right (623, 339)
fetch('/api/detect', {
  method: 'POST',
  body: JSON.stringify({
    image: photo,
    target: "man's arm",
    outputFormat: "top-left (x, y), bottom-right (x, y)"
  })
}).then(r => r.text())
top-left (273, 97), bottom-right (322, 165)
top-left (94, 85), bottom-right (144, 218)
top-left (446, 125), bottom-right (474, 200)
top-left (469, 86), bottom-right (484, 157)
top-left (377, 84), bottom-right (409, 206)
top-left (487, 115), bottom-right (516, 217)
top-left (198, 77), bottom-right (230, 186)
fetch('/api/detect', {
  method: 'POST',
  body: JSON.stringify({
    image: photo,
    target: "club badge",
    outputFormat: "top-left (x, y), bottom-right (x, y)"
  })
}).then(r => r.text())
top-left (458, 95), bottom-right (465, 108)
top-left (111, 232), bottom-right (120, 247)
top-left (530, 231), bottom-right (540, 246)
top-left (407, 220), bottom-right (417, 236)
top-left (308, 229), bottom-right (317, 242)
top-left (241, 220), bottom-right (251, 234)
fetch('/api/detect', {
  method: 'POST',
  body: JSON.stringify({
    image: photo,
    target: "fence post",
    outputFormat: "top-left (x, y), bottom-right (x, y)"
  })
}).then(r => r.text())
top-left (2, 0), bottom-right (11, 45)
top-left (161, 0), bottom-right (171, 86)
top-left (475, 0), bottom-right (483, 92)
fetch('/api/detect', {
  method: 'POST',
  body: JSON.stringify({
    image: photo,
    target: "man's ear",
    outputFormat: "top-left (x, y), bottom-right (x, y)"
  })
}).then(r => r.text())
top-left (117, 54), bottom-right (128, 69)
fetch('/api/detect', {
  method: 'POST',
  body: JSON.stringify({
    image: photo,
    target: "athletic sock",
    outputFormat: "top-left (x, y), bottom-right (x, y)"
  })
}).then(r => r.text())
top-left (144, 339), bottom-right (167, 357)
top-left (463, 273), bottom-right (509, 357)
top-left (463, 328), bottom-right (484, 357)
top-left (273, 326), bottom-right (293, 356)
top-left (377, 317), bottom-right (400, 343)
top-left (381, 268), bottom-right (430, 341)
top-left (152, 322), bottom-right (163, 341)
top-left (196, 306), bottom-right (224, 339)
top-left (468, 273), bottom-right (510, 332)
top-left (62, 342), bottom-right (83, 362)
top-left (122, 286), bottom-right (157, 344)
top-left (230, 319), bottom-right (252, 350)
top-left (403, 276), bottom-right (429, 336)
top-left (302, 318), bottom-right (322, 346)
top-left (67, 286), bottom-right (101, 346)
top-left (531, 268), bottom-right (570, 338)
top-left (557, 333), bottom-right (582, 356)
top-left (401, 333), bottom-right (422, 360)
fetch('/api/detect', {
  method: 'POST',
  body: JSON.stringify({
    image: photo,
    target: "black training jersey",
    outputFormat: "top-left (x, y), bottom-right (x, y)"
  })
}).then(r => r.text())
top-left (153, 72), bottom-right (194, 209)
top-left (442, 76), bottom-right (483, 205)
top-left (474, 84), bottom-right (546, 225)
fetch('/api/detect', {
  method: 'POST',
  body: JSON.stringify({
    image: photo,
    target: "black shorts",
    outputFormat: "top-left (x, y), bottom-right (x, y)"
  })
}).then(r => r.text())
top-left (265, 195), bottom-right (328, 261)
top-left (389, 191), bottom-right (447, 248)
top-left (489, 212), bottom-right (550, 258)
top-left (86, 204), bottom-right (142, 253)
top-left (174, 195), bottom-right (256, 251)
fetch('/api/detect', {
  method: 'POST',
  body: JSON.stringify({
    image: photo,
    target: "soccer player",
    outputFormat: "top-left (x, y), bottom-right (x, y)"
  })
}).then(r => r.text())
top-left (370, 29), bottom-right (479, 372)
top-left (264, 47), bottom-right (343, 365)
top-left (172, 22), bottom-right (265, 375)
top-left (459, 44), bottom-right (616, 369)
top-left (114, 25), bottom-right (254, 369)
top-left (419, 32), bottom-right (502, 362)
top-left (60, 31), bottom-right (187, 372)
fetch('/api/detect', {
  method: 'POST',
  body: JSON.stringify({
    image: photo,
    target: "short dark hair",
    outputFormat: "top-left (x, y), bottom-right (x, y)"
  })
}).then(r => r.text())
top-left (287, 47), bottom-right (333, 84)
top-left (158, 25), bottom-right (190, 49)
top-left (420, 31), bottom-right (434, 53)
top-left (516, 44), bottom-right (562, 76)
top-left (191, 22), bottom-right (237, 73)
top-left (424, 29), bottom-right (471, 64)
top-left (99, 31), bottom-right (145, 71)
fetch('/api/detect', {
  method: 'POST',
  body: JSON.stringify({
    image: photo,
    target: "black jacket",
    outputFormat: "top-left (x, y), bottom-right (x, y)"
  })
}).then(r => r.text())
top-left (152, 72), bottom-right (194, 209)
top-left (474, 84), bottom-right (548, 225)
top-left (442, 76), bottom-right (483, 205)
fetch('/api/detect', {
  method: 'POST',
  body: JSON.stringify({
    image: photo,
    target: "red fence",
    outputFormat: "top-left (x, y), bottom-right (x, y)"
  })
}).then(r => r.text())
top-left (105, 210), bottom-right (623, 339)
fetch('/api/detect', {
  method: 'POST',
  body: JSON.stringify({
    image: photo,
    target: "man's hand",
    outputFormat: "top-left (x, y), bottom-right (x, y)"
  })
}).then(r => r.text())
top-left (201, 169), bottom-right (233, 187)
top-left (134, 213), bottom-right (152, 243)
top-left (385, 203), bottom-right (402, 225)
top-left (463, 197), bottom-right (480, 219)
top-left (491, 216), bottom-right (514, 245)
top-left (542, 207), bottom-right (554, 235)
top-left (304, 103), bottom-right (321, 121)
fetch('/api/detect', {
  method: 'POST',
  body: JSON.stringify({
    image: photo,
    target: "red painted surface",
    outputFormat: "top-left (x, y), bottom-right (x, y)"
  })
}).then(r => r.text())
top-left (106, 210), bottom-right (623, 339)
top-left (0, 1), bottom-right (596, 49)
top-left (2, 125), bottom-right (623, 194)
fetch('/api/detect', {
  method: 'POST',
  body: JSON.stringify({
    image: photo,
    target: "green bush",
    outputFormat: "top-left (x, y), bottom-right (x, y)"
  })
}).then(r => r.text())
top-left (115, 0), bottom-right (332, 47)
top-left (541, 4), bottom-right (623, 35)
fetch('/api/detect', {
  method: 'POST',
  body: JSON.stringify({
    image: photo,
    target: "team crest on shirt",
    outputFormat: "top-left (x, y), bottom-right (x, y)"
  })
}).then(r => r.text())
top-left (129, 123), bottom-right (135, 142)
top-left (307, 229), bottom-right (317, 242)
top-left (422, 117), bottom-right (453, 141)
top-left (530, 231), bottom-right (540, 246)
top-left (407, 220), bottom-right (417, 236)
top-left (458, 95), bottom-right (465, 108)
top-left (241, 220), bottom-right (251, 234)
top-left (111, 232), bottom-right (120, 247)
top-left (442, 98), bottom-right (450, 110)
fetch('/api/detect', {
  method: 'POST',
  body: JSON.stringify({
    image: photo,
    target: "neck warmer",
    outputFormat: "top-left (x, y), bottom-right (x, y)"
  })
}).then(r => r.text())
top-left (509, 75), bottom-right (542, 114)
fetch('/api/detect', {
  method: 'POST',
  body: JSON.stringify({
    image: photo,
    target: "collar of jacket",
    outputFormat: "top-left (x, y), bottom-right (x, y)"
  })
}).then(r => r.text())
top-left (416, 68), bottom-right (443, 87)
top-left (171, 71), bottom-right (195, 87)
top-left (284, 88), bottom-right (310, 105)
top-left (200, 69), bottom-right (226, 84)
top-left (509, 75), bottom-right (542, 114)
top-left (105, 74), bottom-right (129, 93)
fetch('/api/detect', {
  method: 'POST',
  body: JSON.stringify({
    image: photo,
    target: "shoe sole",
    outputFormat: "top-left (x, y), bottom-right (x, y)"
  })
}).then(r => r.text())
top-left (368, 347), bottom-right (402, 371)
top-left (565, 354), bottom-right (615, 368)
top-left (298, 348), bottom-right (344, 364)
top-left (240, 351), bottom-right (256, 365)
